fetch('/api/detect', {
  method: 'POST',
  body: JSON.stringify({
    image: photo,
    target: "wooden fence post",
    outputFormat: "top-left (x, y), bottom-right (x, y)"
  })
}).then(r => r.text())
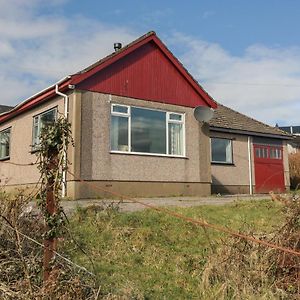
top-left (43, 150), bottom-right (58, 283)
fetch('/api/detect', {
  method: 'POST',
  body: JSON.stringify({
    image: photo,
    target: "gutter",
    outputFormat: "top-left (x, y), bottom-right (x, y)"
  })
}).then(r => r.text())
top-left (0, 76), bottom-right (71, 122)
top-left (210, 126), bottom-right (292, 140)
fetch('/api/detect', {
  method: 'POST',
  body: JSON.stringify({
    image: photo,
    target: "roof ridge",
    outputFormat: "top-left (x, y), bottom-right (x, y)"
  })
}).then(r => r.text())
top-left (73, 31), bottom-right (156, 76)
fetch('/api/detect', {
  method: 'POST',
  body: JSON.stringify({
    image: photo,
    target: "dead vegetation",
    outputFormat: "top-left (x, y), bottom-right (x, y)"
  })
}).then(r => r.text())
top-left (289, 152), bottom-right (300, 189)
top-left (0, 190), bottom-right (98, 300)
top-left (201, 193), bottom-right (300, 299)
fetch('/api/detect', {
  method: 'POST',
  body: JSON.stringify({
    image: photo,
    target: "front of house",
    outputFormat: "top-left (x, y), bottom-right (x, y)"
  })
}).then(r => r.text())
top-left (0, 31), bottom-right (291, 199)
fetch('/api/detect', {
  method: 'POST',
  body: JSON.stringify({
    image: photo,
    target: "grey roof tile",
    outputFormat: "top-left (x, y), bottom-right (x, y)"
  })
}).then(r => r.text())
top-left (209, 103), bottom-right (290, 138)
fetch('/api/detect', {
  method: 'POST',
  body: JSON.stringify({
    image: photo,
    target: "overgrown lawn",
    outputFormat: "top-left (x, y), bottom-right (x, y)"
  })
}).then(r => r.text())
top-left (64, 200), bottom-right (283, 299)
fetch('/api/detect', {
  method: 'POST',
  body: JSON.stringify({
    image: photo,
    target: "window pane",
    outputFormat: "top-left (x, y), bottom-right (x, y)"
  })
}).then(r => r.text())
top-left (32, 109), bottom-right (56, 149)
top-left (169, 113), bottom-right (182, 121)
top-left (169, 123), bottom-right (183, 155)
top-left (0, 129), bottom-right (10, 158)
top-left (131, 107), bottom-right (166, 154)
top-left (33, 124), bottom-right (39, 146)
top-left (255, 148), bottom-right (261, 158)
top-left (111, 115), bottom-right (129, 151)
top-left (112, 105), bottom-right (128, 114)
top-left (262, 148), bottom-right (268, 158)
top-left (211, 138), bottom-right (232, 163)
top-left (277, 149), bottom-right (282, 159)
top-left (270, 148), bottom-right (282, 159)
top-left (270, 148), bottom-right (275, 158)
top-left (41, 109), bottom-right (56, 128)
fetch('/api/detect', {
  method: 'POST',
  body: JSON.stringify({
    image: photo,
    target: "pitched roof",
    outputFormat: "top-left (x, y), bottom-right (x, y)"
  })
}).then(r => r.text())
top-left (0, 31), bottom-right (216, 124)
top-left (0, 105), bottom-right (13, 114)
top-left (209, 103), bottom-right (291, 139)
top-left (71, 31), bottom-right (217, 108)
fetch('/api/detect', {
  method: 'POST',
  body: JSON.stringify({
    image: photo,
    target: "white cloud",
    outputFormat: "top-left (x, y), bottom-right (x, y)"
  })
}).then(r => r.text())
top-left (0, 1), bottom-right (138, 106)
top-left (171, 33), bottom-right (300, 126)
top-left (1, 1), bottom-right (299, 128)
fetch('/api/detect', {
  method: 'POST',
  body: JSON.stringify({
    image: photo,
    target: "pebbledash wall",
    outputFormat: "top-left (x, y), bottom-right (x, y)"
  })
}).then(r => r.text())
top-left (0, 90), bottom-right (212, 199)
top-left (0, 91), bottom-right (83, 197)
top-left (210, 130), bottom-right (290, 194)
top-left (0, 95), bottom-right (65, 190)
top-left (72, 91), bottom-right (211, 199)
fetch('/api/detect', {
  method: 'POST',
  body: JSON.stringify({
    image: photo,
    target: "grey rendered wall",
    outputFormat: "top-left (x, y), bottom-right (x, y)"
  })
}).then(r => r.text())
top-left (210, 131), bottom-right (252, 194)
top-left (78, 91), bottom-right (211, 197)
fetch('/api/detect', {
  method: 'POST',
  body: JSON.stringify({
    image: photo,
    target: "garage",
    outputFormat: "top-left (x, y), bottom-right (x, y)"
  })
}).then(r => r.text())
top-left (253, 141), bottom-right (285, 193)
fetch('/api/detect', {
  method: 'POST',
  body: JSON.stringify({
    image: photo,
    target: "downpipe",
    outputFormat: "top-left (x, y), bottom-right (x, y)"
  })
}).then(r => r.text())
top-left (55, 84), bottom-right (69, 198)
top-left (248, 136), bottom-right (253, 195)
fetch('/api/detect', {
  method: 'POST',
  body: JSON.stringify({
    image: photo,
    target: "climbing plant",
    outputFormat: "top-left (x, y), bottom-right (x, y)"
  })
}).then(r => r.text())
top-left (35, 116), bottom-right (73, 281)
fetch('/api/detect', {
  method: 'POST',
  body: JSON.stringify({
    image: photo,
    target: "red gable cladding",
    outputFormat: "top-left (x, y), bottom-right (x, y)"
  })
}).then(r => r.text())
top-left (77, 41), bottom-right (210, 108)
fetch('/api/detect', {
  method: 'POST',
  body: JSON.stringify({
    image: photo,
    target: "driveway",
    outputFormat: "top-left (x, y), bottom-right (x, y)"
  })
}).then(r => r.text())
top-left (59, 194), bottom-right (269, 214)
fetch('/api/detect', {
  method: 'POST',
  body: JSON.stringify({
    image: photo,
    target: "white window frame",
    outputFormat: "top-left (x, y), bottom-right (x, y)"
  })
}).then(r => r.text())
top-left (32, 107), bottom-right (57, 150)
top-left (0, 127), bottom-right (11, 160)
top-left (166, 112), bottom-right (185, 156)
top-left (211, 137), bottom-right (233, 164)
top-left (110, 104), bottom-right (186, 157)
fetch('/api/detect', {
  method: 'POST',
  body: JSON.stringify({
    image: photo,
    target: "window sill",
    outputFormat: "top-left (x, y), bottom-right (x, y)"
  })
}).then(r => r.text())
top-left (0, 156), bottom-right (10, 161)
top-left (110, 151), bottom-right (188, 159)
top-left (211, 162), bottom-right (235, 166)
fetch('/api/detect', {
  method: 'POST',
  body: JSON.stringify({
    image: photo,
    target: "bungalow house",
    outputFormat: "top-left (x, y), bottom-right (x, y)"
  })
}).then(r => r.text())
top-left (0, 31), bottom-right (291, 199)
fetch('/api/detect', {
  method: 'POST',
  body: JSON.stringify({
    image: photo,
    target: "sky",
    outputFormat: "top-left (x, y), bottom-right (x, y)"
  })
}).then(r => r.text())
top-left (1, 0), bottom-right (300, 126)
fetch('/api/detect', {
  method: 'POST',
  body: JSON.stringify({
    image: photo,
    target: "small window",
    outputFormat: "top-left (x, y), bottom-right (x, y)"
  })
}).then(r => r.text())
top-left (270, 148), bottom-right (282, 159)
top-left (112, 104), bottom-right (129, 115)
top-left (32, 108), bottom-right (57, 149)
top-left (255, 147), bottom-right (269, 158)
top-left (169, 113), bottom-right (182, 121)
top-left (211, 138), bottom-right (233, 164)
top-left (0, 128), bottom-right (11, 159)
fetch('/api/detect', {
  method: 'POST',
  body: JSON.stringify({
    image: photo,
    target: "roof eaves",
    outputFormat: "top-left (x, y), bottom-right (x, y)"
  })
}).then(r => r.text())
top-left (0, 76), bottom-right (71, 124)
top-left (210, 126), bottom-right (293, 140)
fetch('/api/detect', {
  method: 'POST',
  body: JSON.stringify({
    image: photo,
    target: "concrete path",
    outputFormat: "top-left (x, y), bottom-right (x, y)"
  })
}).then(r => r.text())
top-left (58, 194), bottom-right (269, 214)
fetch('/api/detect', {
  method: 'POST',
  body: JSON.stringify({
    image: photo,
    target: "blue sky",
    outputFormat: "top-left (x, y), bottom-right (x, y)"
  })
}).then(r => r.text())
top-left (1, 0), bottom-right (300, 125)
top-left (65, 0), bottom-right (300, 55)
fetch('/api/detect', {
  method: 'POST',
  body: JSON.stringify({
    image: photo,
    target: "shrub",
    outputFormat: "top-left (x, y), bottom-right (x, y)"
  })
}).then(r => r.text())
top-left (289, 152), bottom-right (300, 189)
top-left (0, 191), bottom-right (98, 300)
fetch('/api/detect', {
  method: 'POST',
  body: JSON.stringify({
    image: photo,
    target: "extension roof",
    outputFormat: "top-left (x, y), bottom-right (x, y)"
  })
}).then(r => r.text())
top-left (0, 105), bottom-right (13, 114)
top-left (0, 31), bottom-right (217, 124)
top-left (209, 103), bottom-right (291, 139)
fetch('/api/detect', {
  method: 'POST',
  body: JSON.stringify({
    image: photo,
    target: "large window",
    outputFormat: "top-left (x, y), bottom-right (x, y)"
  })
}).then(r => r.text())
top-left (32, 108), bottom-right (57, 149)
top-left (110, 104), bottom-right (185, 156)
top-left (211, 138), bottom-right (233, 164)
top-left (0, 128), bottom-right (11, 160)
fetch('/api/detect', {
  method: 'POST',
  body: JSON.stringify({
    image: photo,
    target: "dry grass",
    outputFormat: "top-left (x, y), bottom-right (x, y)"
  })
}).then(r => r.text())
top-left (200, 194), bottom-right (300, 299)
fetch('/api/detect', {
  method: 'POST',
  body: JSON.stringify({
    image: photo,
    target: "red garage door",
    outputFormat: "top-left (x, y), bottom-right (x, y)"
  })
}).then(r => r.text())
top-left (253, 144), bottom-right (285, 193)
